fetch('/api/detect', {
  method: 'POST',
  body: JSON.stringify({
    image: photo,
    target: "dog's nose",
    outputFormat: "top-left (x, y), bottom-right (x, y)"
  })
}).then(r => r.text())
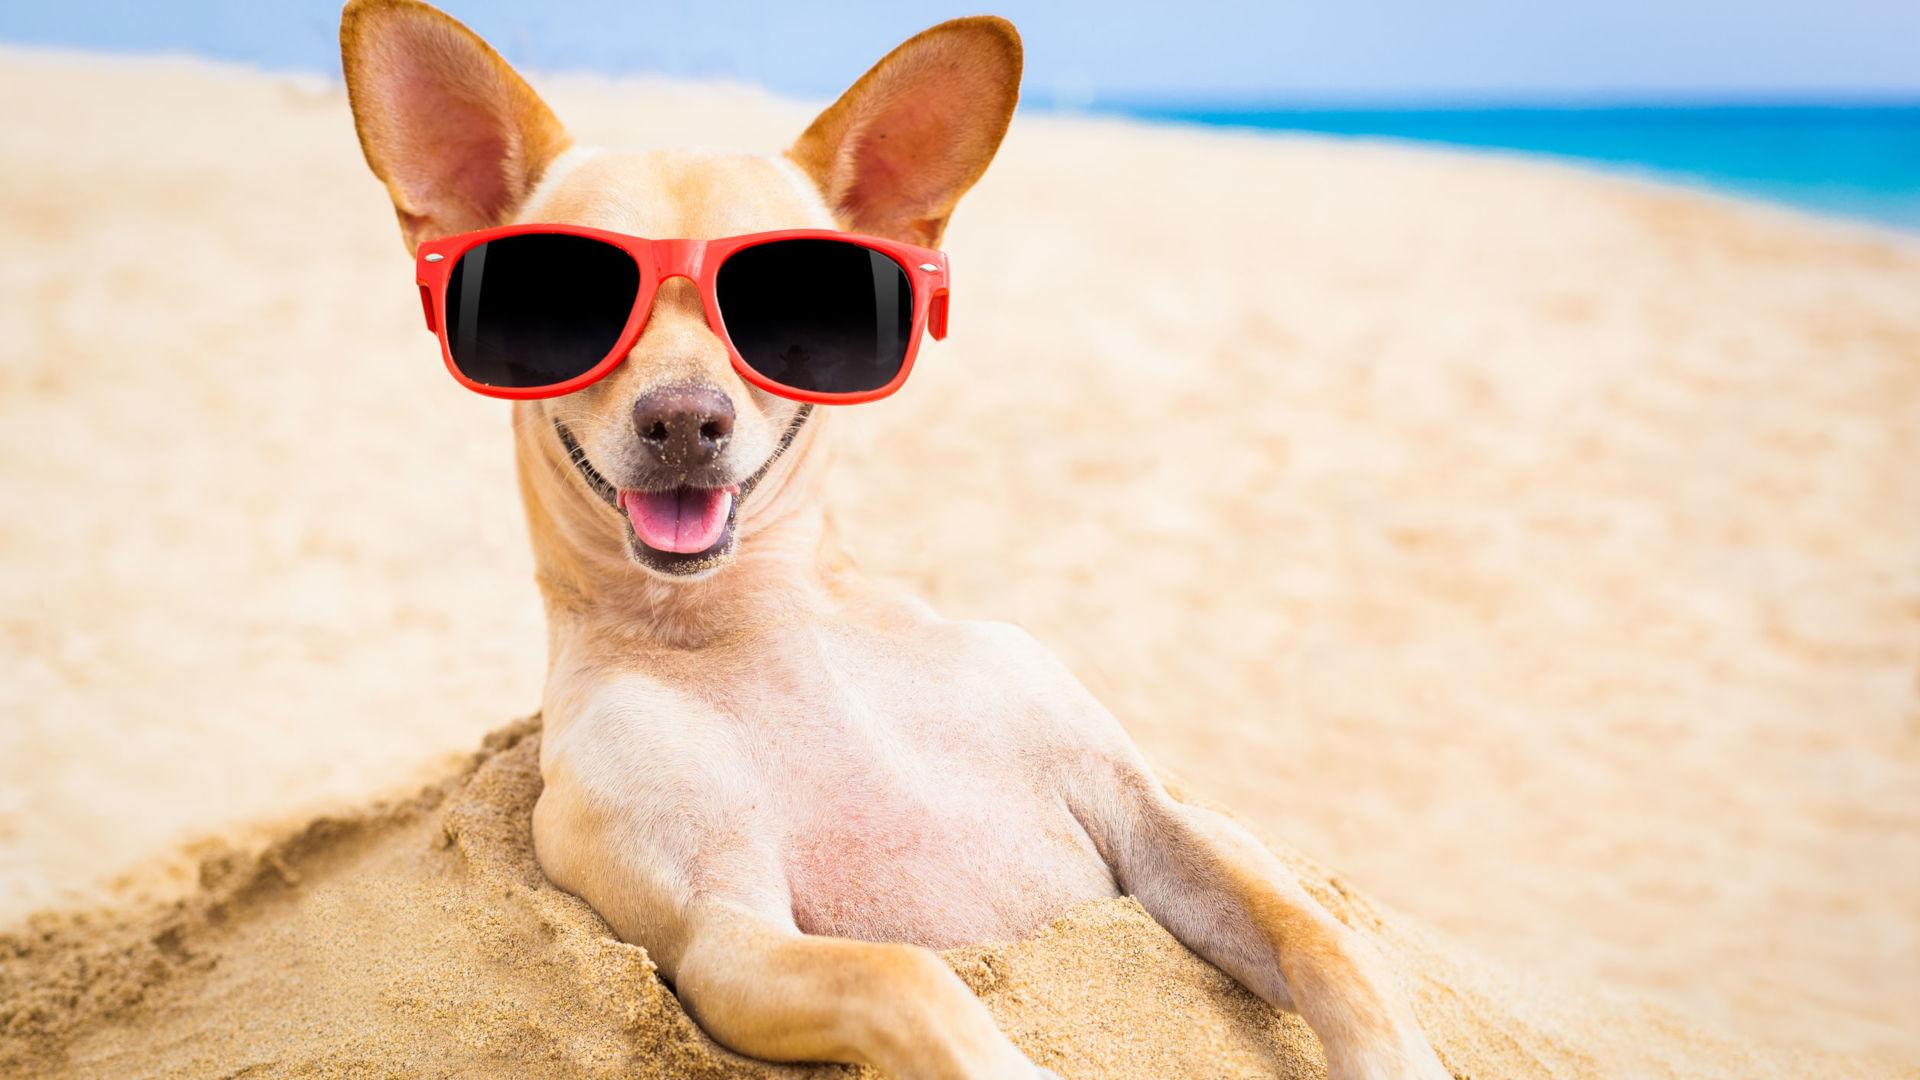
top-left (631, 384), bottom-right (735, 469)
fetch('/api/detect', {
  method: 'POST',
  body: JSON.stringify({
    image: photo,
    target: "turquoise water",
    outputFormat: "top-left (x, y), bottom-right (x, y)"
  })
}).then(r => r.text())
top-left (1103, 104), bottom-right (1920, 232)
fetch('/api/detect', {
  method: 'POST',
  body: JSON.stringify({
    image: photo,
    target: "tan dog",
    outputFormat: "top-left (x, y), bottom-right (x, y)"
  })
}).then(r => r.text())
top-left (341, 3), bottom-right (1450, 1077)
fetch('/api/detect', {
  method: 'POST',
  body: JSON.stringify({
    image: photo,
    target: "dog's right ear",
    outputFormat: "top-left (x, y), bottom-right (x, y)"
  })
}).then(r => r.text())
top-left (340, 0), bottom-right (570, 252)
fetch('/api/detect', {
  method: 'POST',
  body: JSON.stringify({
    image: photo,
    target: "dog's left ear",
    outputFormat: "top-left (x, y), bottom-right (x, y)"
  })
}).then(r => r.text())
top-left (340, 0), bottom-right (571, 252)
top-left (789, 17), bottom-right (1022, 248)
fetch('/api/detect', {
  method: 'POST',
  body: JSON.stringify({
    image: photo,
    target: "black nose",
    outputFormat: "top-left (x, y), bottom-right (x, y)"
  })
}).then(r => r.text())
top-left (630, 384), bottom-right (735, 470)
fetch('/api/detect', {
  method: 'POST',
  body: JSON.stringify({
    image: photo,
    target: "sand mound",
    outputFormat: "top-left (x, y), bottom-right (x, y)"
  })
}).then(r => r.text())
top-left (1, 721), bottom-right (1895, 1080)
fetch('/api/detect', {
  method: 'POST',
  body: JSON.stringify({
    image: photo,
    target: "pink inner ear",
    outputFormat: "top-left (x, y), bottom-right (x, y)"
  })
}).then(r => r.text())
top-left (831, 42), bottom-right (1014, 245)
top-left (401, 99), bottom-right (516, 225)
top-left (363, 26), bottom-right (526, 236)
top-left (843, 97), bottom-right (951, 228)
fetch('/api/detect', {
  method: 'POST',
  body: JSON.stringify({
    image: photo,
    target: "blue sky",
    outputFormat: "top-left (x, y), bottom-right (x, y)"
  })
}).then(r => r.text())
top-left (3, 1), bottom-right (1918, 104)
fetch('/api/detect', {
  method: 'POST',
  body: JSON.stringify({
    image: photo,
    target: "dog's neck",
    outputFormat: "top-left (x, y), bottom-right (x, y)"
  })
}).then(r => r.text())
top-left (513, 403), bottom-right (842, 651)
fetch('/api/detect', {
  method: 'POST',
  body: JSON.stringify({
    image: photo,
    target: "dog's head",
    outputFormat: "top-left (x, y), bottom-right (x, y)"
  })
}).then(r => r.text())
top-left (341, 0), bottom-right (1019, 580)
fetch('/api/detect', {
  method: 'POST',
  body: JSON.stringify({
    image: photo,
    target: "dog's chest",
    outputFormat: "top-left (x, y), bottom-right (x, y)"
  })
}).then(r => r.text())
top-left (751, 642), bottom-right (1118, 948)
top-left (778, 756), bottom-right (1113, 949)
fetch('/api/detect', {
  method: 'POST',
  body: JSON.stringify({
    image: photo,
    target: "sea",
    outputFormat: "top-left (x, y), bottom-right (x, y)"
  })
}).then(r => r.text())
top-left (1099, 103), bottom-right (1920, 233)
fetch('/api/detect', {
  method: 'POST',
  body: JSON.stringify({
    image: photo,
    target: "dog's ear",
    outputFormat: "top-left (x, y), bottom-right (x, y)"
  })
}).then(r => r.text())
top-left (339, 0), bottom-right (571, 252)
top-left (788, 17), bottom-right (1022, 248)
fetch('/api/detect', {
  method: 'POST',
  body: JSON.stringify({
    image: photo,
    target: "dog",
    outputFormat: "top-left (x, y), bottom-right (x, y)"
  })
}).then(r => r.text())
top-left (341, 3), bottom-right (1450, 1077)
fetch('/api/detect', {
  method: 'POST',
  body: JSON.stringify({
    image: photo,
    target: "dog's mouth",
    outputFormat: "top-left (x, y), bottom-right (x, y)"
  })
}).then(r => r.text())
top-left (618, 485), bottom-right (739, 568)
top-left (553, 406), bottom-right (812, 579)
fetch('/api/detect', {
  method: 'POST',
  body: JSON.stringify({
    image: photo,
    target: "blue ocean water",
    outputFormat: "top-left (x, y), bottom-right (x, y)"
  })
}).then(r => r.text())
top-left (1102, 104), bottom-right (1920, 233)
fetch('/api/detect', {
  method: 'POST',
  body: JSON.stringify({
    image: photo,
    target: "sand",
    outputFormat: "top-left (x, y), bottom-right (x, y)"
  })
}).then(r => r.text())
top-left (1, 719), bottom-right (1894, 1079)
top-left (1, 47), bottom-right (1918, 1075)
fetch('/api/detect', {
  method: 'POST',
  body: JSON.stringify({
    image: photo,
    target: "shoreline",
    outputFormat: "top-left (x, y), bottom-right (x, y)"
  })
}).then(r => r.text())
top-left (3, 42), bottom-right (1914, 240)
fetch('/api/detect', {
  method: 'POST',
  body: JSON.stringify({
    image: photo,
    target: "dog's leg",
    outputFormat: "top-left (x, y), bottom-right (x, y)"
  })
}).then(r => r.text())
top-left (671, 899), bottom-right (1053, 1080)
top-left (1075, 768), bottom-right (1449, 1080)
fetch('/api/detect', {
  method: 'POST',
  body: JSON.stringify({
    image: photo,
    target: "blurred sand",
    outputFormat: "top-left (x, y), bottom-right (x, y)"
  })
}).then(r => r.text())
top-left (1, 48), bottom-right (1917, 1071)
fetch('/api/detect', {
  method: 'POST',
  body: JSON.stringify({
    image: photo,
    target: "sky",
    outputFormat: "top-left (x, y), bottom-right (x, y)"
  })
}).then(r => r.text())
top-left (3, 0), bottom-right (1919, 105)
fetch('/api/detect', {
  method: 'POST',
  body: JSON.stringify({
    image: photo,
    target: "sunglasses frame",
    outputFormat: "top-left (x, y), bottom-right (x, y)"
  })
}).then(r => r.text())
top-left (413, 224), bottom-right (951, 404)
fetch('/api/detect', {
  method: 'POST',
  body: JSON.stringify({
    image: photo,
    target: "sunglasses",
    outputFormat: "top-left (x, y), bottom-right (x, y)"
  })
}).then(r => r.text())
top-left (413, 225), bottom-right (950, 404)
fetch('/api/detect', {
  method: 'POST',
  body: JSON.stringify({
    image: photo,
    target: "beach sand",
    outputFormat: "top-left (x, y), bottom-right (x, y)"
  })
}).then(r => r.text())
top-left (1, 719), bottom-right (1894, 1079)
top-left (1, 49), bottom-right (1917, 1074)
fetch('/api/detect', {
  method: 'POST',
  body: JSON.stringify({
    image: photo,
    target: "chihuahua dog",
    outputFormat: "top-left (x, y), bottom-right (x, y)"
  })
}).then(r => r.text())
top-left (341, 2), bottom-right (1449, 1077)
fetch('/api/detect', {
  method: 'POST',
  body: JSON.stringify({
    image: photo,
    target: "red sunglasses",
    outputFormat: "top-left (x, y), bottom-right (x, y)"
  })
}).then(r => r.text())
top-left (413, 225), bottom-right (950, 405)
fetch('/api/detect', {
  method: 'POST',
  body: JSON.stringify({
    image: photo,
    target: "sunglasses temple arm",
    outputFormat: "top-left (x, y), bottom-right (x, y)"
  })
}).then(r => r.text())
top-left (929, 288), bottom-right (949, 340)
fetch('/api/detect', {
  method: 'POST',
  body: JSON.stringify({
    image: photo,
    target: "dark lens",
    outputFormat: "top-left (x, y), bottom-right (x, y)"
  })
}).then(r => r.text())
top-left (715, 239), bottom-right (912, 395)
top-left (444, 234), bottom-right (640, 390)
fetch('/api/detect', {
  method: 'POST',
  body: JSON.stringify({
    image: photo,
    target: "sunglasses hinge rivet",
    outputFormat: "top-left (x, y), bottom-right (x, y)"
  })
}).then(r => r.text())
top-left (918, 262), bottom-right (938, 272)
top-left (424, 253), bottom-right (445, 263)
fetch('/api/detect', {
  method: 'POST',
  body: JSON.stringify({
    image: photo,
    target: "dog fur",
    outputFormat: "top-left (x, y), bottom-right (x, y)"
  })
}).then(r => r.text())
top-left (341, 3), bottom-right (1450, 1077)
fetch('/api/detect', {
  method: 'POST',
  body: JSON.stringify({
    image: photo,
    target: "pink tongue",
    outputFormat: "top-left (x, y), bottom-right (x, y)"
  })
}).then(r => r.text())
top-left (620, 486), bottom-right (736, 554)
